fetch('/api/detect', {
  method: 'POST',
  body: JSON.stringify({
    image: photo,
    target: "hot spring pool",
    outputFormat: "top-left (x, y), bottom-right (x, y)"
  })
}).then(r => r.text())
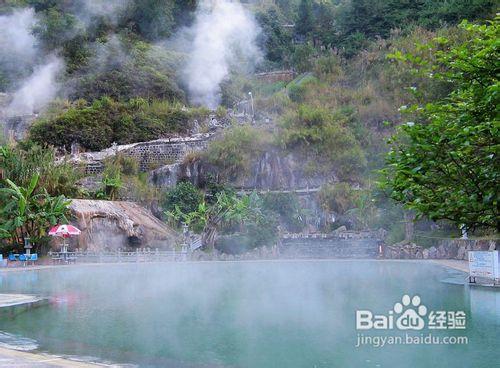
top-left (0, 260), bottom-right (498, 367)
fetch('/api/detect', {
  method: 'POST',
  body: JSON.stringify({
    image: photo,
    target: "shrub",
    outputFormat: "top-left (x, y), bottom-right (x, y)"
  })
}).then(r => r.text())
top-left (317, 182), bottom-right (358, 215)
top-left (162, 181), bottom-right (203, 218)
top-left (0, 144), bottom-right (82, 198)
top-left (278, 105), bottom-right (367, 181)
top-left (69, 39), bottom-right (185, 102)
top-left (205, 126), bottom-right (271, 180)
top-left (30, 98), bottom-right (192, 151)
top-left (261, 192), bottom-right (306, 232)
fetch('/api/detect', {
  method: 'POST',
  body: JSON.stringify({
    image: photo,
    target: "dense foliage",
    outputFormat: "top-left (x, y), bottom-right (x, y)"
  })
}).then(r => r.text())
top-left (0, 173), bottom-right (70, 252)
top-left (383, 18), bottom-right (499, 231)
top-left (162, 181), bottom-right (204, 219)
top-left (0, 144), bottom-right (81, 197)
top-left (30, 98), bottom-right (195, 151)
top-left (205, 125), bottom-right (272, 181)
top-left (164, 183), bottom-right (277, 250)
top-left (255, 0), bottom-right (497, 62)
top-left (261, 192), bottom-right (306, 232)
top-left (278, 105), bottom-right (366, 180)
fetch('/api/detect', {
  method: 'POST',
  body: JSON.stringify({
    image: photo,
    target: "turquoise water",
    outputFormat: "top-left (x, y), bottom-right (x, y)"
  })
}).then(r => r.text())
top-left (0, 261), bottom-right (498, 367)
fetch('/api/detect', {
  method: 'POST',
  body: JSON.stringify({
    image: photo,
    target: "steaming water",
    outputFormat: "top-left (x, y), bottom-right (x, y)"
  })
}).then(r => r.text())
top-left (0, 261), bottom-right (498, 367)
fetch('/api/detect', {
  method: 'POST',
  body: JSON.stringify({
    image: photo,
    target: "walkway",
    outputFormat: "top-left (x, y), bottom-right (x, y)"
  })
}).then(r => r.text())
top-left (0, 294), bottom-right (43, 308)
top-left (431, 259), bottom-right (468, 273)
top-left (237, 187), bottom-right (321, 195)
top-left (0, 347), bottom-right (106, 367)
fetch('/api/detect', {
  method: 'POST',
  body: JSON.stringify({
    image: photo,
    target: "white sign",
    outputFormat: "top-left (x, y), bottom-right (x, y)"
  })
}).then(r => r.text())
top-left (468, 251), bottom-right (499, 279)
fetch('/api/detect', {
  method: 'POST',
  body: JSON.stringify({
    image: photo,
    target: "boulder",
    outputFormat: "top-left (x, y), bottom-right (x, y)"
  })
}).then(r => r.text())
top-left (428, 246), bottom-right (438, 259)
top-left (333, 226), bottom-right (347, 234)
top-left (437, 244), bottom-right (447, 258)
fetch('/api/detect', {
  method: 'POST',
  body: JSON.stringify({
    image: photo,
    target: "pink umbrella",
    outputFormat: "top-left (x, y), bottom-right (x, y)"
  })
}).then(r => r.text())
top-left (49, 224), bottom-right (81, 257)
top-left (49, 224), bottom-right (81, 238)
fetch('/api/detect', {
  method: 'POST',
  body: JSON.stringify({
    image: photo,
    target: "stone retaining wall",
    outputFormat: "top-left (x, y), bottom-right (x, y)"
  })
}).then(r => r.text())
top-left (384, 238), bottom-right (498, 260)
top-left (120, 139), bottom-right (209, 171)
top-left (80, 135), bottom-right (212, 175)
top-left (255, 70), bottom-right (296, 83)
top-left (281, 238), bottom-right (381, 259)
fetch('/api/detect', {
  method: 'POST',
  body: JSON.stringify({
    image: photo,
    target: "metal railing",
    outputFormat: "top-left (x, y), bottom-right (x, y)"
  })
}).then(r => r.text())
top-left (189, 236), bottom-right (203, 251)
top-left (48, 249), bottom-right (189, 263)
top-left (281, 230), bottom-right (384, 240)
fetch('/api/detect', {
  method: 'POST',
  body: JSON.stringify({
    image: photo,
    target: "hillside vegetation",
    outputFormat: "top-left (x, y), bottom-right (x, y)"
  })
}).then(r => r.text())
top-left (0, 1), bottom-right (497, 251)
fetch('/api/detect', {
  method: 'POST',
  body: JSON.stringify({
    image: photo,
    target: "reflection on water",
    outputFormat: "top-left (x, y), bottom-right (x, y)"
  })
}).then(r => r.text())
top-left (470, 287), bottom-right (500, 325)
top-left (0, 261), bottom-right (498, 368)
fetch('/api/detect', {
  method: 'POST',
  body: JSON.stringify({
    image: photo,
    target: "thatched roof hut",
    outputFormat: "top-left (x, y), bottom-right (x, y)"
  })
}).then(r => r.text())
top-left (67, 199), bottom-right (179, 251)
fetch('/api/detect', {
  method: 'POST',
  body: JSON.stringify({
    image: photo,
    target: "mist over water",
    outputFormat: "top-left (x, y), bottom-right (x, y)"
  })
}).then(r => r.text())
top-left (0, 261), bottom-right (497, 368)
top-left (182, 0), bottom-right (262, 108)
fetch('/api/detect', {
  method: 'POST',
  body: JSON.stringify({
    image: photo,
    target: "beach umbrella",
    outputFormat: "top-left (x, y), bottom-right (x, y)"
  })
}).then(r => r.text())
top-left (49, 224), bottom-right (81, 238)
top-left (49, 225), bottom-right (81, 256)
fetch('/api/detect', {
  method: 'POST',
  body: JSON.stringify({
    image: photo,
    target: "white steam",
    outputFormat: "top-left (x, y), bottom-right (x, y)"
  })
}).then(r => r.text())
top-left (183, 0), bottom-right (262, 108)
top-left (0, 8), bottom-right (37, 62)
top-left (0, 8), bottom-right (64, 118)
top-left (78, 0), bottom-right (131, 25)
top-left (6, 56), bottom-right (64, 117)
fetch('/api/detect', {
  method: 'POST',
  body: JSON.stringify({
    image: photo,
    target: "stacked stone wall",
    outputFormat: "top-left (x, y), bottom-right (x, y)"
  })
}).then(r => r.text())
top-left (383, 238), bottom-right (498, 260)
top-left (255, 70), bottom-right (296, 83)
top-left (281, 238), bottom-right (380, 259)
top-left (83, 137), bottom-right (210, 175)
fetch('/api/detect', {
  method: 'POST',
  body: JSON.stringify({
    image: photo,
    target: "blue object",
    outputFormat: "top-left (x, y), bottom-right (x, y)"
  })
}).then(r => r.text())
top-left (30, 254), bottom-right (38, 262)
top-left (19, 254), bottom-right (27, 261)
top-left (8, 254), bottom-right (17, 261)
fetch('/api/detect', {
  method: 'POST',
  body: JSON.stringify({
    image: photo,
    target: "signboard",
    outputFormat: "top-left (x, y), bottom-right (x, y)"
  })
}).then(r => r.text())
top-left (468, 251), bottom-right (499, 279)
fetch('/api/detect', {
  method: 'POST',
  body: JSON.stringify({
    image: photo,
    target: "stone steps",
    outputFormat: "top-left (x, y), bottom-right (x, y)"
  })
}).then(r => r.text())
top-left (281, 238), bottom-right (379, 259)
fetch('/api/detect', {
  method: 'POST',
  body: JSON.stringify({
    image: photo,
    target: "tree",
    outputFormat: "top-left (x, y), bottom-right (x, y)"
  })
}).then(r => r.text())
top-left (32, 8), bottom-right (78, 51)
top-left (128, 0), bottom-right (176, 40)
top-left (256, 7), bottom-right (292, 63)
top-left (0, 173), bottom-right (71, 252)
top-left (296, 0), bottom-right (314, 38)
top-left (163, 181), bottom-right (203, 220)
top-left (382, 18), bottom-right (500, 231)
top-left (165, 191), bottom-right (272, 250)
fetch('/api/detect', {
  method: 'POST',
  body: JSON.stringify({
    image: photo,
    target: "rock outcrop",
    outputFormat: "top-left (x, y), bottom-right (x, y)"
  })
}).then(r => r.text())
top-left (155, 150), bottom-right (336, 190)
top-left (67, 199), bottom-right (179, 251)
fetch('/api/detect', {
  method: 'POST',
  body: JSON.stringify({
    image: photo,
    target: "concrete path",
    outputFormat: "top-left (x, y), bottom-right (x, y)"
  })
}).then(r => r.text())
top-left (431, 259), bottom-right (468, 273)
top-left (0, 347), bottom-right (108, 367)
top-left (0, 294), bottom-right (43, 308)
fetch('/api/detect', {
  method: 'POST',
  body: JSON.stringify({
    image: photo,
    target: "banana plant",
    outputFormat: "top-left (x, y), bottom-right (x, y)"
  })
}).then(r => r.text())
top-left (0, 173), bottom-right (71, 251)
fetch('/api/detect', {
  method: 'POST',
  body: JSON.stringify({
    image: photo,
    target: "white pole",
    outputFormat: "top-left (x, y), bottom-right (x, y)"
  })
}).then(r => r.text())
top-left (248, 92), bottom-right (255, 121)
